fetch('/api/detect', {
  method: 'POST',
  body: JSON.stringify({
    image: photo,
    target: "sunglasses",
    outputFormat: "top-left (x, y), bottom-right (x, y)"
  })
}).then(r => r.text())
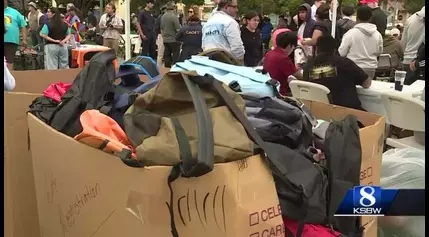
top-left (188, 10), bottom-right (193, 13)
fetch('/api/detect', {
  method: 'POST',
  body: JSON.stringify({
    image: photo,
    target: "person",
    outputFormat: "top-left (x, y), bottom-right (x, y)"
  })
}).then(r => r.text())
top-left (303, 35), bottom-right (371, 111)
top-left (4, 25), bottom-right (15, 91)
top-left (263, 31), bottom-right (303, 96)
top-left (39, 7), bottom-right (72, 70)
top-left (66, 6), bottom-right (83, 43)
top-left (85, 9), bottom-right (98, 29)
top-left (360, 0), bottom-right (387, 36)
top-left (4, 0), bottom-right (28, 69)
top-left (154, 5), bottom-right (167, 66)
top-left (240, 11), bottom-right (263, 67)
top-left (311, 0), bottom-right (326, 21)
top-left (161, 2), bottom-right (181, 68)
top-left (260, 17), bottom-right (273, 52)
top-left (382, 30), bottom-right (403, 69)
top-left (137, 0), bottom-right (157, 60)
top-left (409, 42), bottom-right (425, 82)
top-left (337, 5), bottom-right (356, 40)
top-left (297, 3), bottom-right (316, 39)
top-left (99, 3), bottom-right (123, 55)
top-left (27, 2), bottom-right (44, 48)
top-left (202, 0), bottom-right (245, 63)
top-left (187, 7), bottom-right (195, 23)
top-left (401, 6), bottom-right (425, 85)
top-left (271, 28), bottom-right (291, 49)
top-left (301, 4), bottom-right (334, 47)
top-left (276, 15), bottom-right (288, 29)
top-left (176, 15), bottom-right (202, 62)
top-left (338, 6), bottom-right (383, 79)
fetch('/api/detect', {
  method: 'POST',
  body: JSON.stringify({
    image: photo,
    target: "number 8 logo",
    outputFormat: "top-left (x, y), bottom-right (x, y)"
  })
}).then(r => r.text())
top-left (359, 186), bottom-right (377, 207)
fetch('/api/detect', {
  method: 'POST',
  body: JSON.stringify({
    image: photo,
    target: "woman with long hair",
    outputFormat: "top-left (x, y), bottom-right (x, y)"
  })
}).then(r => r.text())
top-left (241, 11), bottom-right (263, 66)
top-left (39, 7), bottom-right (72, 70)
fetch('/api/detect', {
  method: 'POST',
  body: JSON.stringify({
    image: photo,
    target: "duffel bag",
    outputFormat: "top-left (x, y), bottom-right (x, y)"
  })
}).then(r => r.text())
top-left (123, 71), bottom-right (254, 167)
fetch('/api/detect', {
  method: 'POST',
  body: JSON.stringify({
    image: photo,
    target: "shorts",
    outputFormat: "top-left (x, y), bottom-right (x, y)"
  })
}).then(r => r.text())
top-left (4, 43), bottom-right (18, 63)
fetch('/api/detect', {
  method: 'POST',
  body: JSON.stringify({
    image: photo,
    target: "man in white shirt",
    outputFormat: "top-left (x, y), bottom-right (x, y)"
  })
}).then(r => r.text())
top-left (99, 3), bottom-right (123, 54)
top-left (338, 6), bottom-right (383, 79)
top-left (311, 0), bottom-right (326, 21)
top-left (202, 0), bottom-right (245, 63)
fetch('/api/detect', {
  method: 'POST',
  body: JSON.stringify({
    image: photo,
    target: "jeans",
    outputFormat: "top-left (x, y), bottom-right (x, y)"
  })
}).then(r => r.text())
top-left (30, 30), bottom-right (43, 50)
top-left (141, 33), bottom-right (157, 61)
top-left (163, 42), bottom-right (180, 68)
top-left (401, 63), bottom-right (421, 85)
top-left (44, 44), bottom-right (69, 70)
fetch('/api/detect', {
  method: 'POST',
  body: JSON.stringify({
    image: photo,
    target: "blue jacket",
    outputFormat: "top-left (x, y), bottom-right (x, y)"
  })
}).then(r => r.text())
top-left (261, 22), bottom-right (273, 41)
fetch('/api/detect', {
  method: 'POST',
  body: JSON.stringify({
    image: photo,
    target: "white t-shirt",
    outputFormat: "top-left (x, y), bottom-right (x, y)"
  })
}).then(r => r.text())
top-left (311, 4), bottom-right (317, 20)
top-left (297, 23), bottom-right (306, 38)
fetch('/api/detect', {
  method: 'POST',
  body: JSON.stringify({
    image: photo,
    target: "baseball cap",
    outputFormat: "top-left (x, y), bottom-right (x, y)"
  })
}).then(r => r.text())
top-left (146, 0), bottom-right (155, 4)
top-left (27, 2), bottom-right (37, 9)
top-left (389, 28), bottom-right (400, 36)
top-left (359, 0), bottom-right (378, 4)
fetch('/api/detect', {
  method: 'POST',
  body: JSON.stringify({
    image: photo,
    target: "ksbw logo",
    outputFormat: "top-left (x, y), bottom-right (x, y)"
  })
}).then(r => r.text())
top-left (352, 186), bottom-right (383, 216)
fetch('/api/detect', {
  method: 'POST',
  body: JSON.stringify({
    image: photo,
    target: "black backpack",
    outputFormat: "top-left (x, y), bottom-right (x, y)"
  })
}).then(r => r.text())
top-left (49, 49), bottom-right (117, 137)
top-left (206, 82), bottom-right (363, 237)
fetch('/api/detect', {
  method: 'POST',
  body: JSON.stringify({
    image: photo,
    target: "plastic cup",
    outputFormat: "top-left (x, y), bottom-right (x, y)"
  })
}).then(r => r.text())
top-left (394, 71), bottom-right (406, 91)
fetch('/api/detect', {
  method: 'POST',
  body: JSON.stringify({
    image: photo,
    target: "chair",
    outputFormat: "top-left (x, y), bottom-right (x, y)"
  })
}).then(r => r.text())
top-left (381, 91), bottom-right (425, 150)
top-left (375, 54), bottom-right (394, 82)
top-left (289, 80), bottom-right (331, 104)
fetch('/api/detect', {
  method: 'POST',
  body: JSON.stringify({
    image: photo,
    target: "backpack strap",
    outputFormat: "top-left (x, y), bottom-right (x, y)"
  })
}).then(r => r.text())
top-left (165, 72), bottom-right (215, 237)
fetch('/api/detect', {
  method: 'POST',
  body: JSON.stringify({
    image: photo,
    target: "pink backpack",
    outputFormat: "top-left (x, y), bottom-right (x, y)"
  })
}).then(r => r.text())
top-left (284, 216), bottom-right (344, 237)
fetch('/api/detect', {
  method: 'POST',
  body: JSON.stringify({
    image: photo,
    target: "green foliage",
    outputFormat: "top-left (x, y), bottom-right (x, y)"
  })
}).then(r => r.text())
top-left (404, 0), bottom-right (425, 14)
top-left (182, 0), bottom-right (205, 7)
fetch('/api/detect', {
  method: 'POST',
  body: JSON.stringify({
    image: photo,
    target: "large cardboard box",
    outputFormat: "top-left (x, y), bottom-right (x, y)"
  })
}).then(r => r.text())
top-left (4, 68), bottom-right (171, 237)
top-left (5, 69), bottom-right (80, 237)
top-left (26, 100), bottom-right (384, 237)
top-left (27, 114), bottom-right (283, 237)
top-left (303, 100), bottom-right (385, 228)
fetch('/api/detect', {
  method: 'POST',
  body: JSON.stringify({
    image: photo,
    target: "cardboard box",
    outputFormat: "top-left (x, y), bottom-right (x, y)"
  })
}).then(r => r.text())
top-left (5, 69), bottom-right (79, 237)
top-left (25, 99), bottom-right (384, 237)
top-left (303, 100), bottom-right (385, 227)
top-left (363, 219), bottom-right (378, 237)
top-left (5, 67), bottom-right (171, 237)
top-left (27, 114), bottom-right (283, 237)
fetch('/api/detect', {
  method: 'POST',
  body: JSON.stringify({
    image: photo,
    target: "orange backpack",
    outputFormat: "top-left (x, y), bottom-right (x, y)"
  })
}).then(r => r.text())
top-left (75, 110), bottom-right (139, 165)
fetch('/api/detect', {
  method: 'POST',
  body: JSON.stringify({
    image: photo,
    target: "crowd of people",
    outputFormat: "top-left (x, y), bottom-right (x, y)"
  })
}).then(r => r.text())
top-left (4, 0), bottom-right (426, 105)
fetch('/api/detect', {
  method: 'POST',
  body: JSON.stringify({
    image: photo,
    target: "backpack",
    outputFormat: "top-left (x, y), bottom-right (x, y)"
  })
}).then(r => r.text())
top-left (206, 89), bottom-right (363, 237)
top-left (104, 56), bottom-right (162, 127)
top-left (29, 82), bottom-right (72, 123)
top-left (242, 95), bottom-right (313, 151)
top-left (197, 48), bottom-right (242, 66)
top-left (123, 71), bottom-right (254, 167)
top-left (74, 110), bottom-right (141, 167)
top-left (49, 49), bottom-right (117, 137)
top-left (337, 19), bottom-right (355, 42)
top-left (171, 57), bottom-right (281, 97)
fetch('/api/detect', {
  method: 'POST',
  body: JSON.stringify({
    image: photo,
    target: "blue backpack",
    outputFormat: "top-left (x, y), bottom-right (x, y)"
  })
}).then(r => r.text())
top-left (102, 56), bottom-right (163, 127)
top-left (171, 56), bottom-right (280, 97)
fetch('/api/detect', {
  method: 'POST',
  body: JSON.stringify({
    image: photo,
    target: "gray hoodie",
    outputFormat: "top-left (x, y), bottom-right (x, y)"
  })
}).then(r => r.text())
top-left (338, 22), bottom-right (383, 69)
top-left (401, 6), bottom-right (425, 64)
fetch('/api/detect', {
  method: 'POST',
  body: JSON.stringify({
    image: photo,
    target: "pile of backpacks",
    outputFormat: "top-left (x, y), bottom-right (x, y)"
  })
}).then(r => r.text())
top-left (29, 49), bottom-right (365, 237)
